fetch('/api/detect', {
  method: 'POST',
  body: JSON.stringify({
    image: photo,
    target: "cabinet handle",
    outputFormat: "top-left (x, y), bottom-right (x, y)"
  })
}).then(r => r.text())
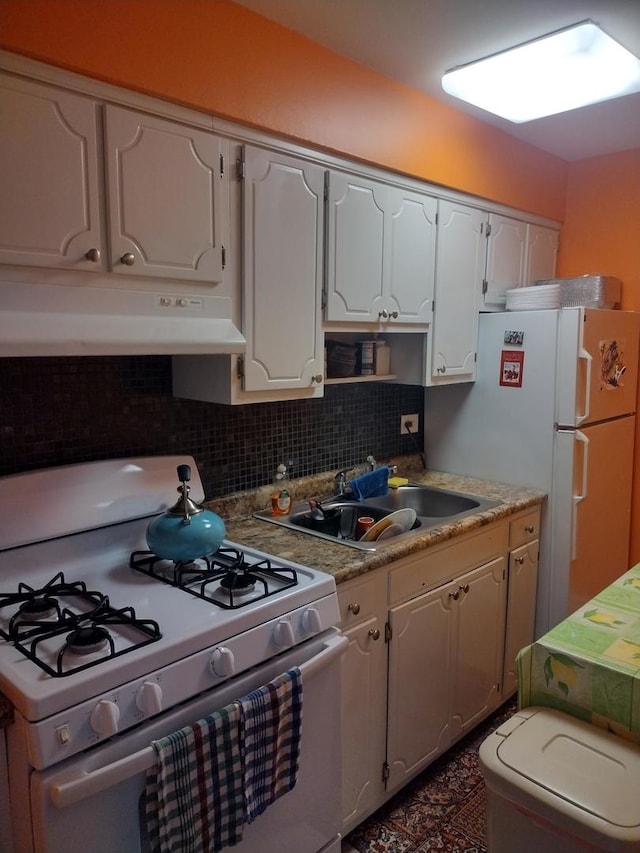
top-left (378, 309), bottom-right (399, 321)
top-left (525, 525), bottom-right (535, 534)
top-left (84, 248), bottom-right (101, 263)
top-left (368, 628), bottom-right (380, 641)
top-left (436, 365), bottom-right (447, 374)
top-left (120, 253), bottom-right (136, 266)
top-left (515, 556), bottom-right (525, 565)
top-left (460, 583), bottom-right (470, 594)
top-left (449, 589), bottom-right (460, 601)
top-left (347, 603), bottom-right (360, 616)
top-left (311, 374), bottom-right (323, 384)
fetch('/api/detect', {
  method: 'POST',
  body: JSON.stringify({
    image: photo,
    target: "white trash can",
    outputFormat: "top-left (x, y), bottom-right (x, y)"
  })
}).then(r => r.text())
top-left (479, 706), bottom-right (640, 852)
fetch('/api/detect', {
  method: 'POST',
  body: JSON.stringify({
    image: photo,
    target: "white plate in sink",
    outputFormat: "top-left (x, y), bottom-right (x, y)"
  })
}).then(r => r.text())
top-left (360, 508), bottom-right (417, 541)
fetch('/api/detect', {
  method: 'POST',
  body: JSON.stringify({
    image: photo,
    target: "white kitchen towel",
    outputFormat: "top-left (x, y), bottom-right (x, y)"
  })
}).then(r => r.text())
top-left (237, 667), bottom-right (303, 822)
top-left (144, 702), bottom-right (246, 853)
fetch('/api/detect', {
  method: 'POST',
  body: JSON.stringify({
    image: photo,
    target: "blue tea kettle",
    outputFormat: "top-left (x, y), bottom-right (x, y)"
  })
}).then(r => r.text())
top-left (146, 464), bottom-right (225, 562)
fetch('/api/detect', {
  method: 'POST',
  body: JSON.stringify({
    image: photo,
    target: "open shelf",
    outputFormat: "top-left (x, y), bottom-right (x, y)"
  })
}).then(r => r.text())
top-left (324, 373), bottom-right (396, 385)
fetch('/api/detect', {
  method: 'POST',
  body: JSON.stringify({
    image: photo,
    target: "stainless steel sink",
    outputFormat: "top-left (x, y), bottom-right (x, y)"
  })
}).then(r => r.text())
top-left (361, 483), bottom-right (498, 518)
top-left (253, 483), bottom-right (500, 550)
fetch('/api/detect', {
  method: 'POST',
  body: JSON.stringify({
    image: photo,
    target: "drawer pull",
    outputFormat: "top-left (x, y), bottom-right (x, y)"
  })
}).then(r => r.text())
top-left (525, 525), bottom-right (535, 534)
top-left (347, 603), bottom-right (360, 616)
top-left (368, 628), bottom-right (380, 641)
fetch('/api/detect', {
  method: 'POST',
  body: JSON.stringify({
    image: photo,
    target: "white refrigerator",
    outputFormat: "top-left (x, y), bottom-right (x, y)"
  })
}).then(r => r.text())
top-left (425, 307), bottom-right (639, 637)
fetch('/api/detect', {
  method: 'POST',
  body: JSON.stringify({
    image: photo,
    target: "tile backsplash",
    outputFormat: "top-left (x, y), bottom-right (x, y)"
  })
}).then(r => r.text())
top-left (0, 357), bottom-right (424, 497)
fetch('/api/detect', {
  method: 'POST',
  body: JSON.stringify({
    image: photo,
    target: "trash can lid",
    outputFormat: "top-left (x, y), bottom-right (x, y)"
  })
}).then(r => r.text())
top-left (495, 708), bottom-right (640, 829)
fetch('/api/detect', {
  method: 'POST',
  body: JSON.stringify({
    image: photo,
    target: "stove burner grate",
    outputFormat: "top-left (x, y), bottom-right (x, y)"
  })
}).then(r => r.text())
top-left (0, 573), bottom-right (106, 641)
top-left (13, 604), bottom-right (162, 678)
top-left (130, 547), bottom-right (298, 609)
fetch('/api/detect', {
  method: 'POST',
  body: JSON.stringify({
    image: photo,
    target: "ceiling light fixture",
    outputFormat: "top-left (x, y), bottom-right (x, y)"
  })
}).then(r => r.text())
top-left (441, 20), bottom-right (640, 123)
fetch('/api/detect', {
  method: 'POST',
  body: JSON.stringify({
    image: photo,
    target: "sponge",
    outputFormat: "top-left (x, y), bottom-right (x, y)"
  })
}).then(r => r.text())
top-left (388, 476), bottom-right (409, 489)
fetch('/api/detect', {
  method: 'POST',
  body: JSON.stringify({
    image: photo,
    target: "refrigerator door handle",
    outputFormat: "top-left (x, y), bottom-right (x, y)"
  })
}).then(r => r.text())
top-left (572, 429), bottom-right (589, 560)
top-left (576, 346), bottom-right (592, 426)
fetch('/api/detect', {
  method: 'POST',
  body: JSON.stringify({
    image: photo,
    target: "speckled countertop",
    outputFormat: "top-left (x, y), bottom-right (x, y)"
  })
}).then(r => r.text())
top-left (205, 456), bottom-right (546, 586)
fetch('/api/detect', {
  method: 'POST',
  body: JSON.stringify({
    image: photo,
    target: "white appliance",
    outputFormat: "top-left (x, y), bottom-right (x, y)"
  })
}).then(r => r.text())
top-left (0, 457), bottom-right (345, 853)
top-left (425, 307), bottom-right (640, 636)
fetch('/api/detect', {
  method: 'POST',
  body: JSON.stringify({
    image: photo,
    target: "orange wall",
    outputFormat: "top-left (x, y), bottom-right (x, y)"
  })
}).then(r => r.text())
top-left (5, 1), bottom-right (640, 563)
top-left (558, 151), bottom-right (640, 565)
top-left (0, 0), bottom-right (566, 220)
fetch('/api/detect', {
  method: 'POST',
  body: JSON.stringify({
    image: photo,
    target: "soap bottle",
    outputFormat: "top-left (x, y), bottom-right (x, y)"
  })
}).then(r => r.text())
top-left (271, 463), bottom-right (291, 516)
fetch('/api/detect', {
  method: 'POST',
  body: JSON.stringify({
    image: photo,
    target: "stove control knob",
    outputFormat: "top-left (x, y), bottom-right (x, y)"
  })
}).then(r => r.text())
top-left (273, 619), bottom-right (295, 647)
top-left (89, 699), bottom-right (120, 736)
top-left (301, 607), bottom-right (322, 635)
top-left (211, 646), bottom-right (235, 678)
top-left (136, 681), bottom-right (163, 716)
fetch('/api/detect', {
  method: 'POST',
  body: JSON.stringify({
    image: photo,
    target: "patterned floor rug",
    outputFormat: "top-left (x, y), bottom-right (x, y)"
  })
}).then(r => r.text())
top-left (345, 698), bottom-right (517, 853)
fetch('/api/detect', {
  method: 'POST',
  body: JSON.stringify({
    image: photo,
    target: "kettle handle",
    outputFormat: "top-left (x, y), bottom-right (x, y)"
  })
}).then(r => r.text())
top-left (177, 464), bottom-right (191, 483)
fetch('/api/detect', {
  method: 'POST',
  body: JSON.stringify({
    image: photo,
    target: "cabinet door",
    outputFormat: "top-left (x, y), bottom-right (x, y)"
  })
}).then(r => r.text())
top-left (241, 146), bottom-right (325, 393)
top-left (430, 200), bottom-right (485, 383)
top-left (386, 582), bottom-right (454, 793)
top-left (451, 556), bottom-right (507, 738)
top-left (0, 74), bottom-right (102, 270)
top-left (482, 214), bottom-right (526, 310)
top-left (524, 224), bottom-right (558, 284)
top-left (387, 188), bottom-right (436, 324)
top-left (325, 171), bottom-right (387, 322)
top-left (104, 105), bottom-right (225, 282)
top-left (338, 574), bottom-right (388, 834)
top-left (503, 541), bottom-right (539, 695)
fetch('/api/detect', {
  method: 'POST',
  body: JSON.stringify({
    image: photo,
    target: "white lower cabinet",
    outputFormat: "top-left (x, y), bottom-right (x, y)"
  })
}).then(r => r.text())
top-left (338, 572), bottom-right (388, 835)
top-left (339, 506), bottom-right (540, 834)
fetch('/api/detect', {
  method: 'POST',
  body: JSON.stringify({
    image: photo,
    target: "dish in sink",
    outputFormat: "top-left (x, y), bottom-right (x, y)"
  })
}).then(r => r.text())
top-left (359, 508), bottom-right (417, 541)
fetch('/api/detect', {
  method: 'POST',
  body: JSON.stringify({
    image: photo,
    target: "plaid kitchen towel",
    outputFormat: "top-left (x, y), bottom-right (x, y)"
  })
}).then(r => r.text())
top-left (145, 702), bottom-right (246, 853)
top-left (237, 667), bottom-right (303, 822)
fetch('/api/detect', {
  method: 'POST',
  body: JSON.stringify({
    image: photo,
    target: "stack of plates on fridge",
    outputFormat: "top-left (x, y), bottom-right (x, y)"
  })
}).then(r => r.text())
top-left (506, 283), bottom-right (561, 311)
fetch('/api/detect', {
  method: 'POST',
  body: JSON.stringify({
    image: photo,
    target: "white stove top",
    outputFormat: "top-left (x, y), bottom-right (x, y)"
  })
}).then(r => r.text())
top-left (0, 457), bottom-right (338, 726)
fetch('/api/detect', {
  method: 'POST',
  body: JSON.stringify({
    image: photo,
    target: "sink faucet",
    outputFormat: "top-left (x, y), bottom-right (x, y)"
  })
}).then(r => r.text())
top-left (334, 469), bottom-right (350, 496)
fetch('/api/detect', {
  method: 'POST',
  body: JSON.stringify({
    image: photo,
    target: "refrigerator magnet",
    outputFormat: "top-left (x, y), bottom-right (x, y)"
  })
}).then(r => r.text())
top-left (499, 350), bottom-right (524, 387)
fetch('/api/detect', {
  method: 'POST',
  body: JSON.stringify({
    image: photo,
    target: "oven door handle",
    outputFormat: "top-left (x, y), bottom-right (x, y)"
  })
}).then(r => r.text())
top-left (50, 629), bottom-right (347, 809)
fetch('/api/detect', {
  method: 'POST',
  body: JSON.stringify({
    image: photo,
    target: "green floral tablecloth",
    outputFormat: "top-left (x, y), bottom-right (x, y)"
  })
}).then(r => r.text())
top-left (518, 563), bottom-right (640, 743)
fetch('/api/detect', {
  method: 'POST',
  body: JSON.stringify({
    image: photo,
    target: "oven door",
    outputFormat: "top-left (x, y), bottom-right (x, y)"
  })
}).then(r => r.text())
top-left (28, 629), bottom-right (346, 853)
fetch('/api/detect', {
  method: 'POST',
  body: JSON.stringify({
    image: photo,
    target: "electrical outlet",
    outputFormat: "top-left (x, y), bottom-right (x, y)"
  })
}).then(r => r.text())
top-left (400, 413), bottom-right (419, 435)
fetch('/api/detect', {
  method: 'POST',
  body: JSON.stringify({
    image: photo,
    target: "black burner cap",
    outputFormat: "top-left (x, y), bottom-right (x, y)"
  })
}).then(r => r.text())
top-left (20, 595), bottom-right (58, 619)
top-left (219, 571), bottom-right (256, 594)
top-left (66, 625), bottom-right (110, 655)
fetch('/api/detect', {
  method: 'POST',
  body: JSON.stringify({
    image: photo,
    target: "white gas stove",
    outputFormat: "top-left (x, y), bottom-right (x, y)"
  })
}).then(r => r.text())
top-left (0, 457), bottom-right (344, 853)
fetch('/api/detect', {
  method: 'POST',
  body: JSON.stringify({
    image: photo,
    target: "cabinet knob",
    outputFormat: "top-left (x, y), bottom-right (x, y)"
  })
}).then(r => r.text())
top-left (378, 309), bottom-right (389, 319)
top-left (120, 252), bottom-right (136, 266)
top-left (449, 589), bottom-right (460, 601)
top-left (390, 310), bottom-right (399, 319)
top-left (347, 602), bottom-right (360, 616)
top-left (84, 247), bottom-right (101, 263)
top-left (460, 583), bottom-right (470, 594)
top-left (437, 365), bottom-right (447, 374)
top-left (312, 374), bottom-right (323, 384)
top-left (515, 555), bottom-right (525, 565)
top-left (368, 628), bottom-right (380, 640)
top-left (525, 525), bottom-right (535, 534)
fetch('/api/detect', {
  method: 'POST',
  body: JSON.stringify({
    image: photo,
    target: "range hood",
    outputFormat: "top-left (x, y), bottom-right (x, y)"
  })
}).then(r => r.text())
top-left (0, 281), bottom-right (246, 357)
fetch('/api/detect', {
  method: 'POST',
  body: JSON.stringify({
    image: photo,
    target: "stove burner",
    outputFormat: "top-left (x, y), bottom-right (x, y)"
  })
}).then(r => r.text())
top-left (19, 595), bottom-right (58, 621)
top-left (66, 625), bottom-right (111, 655)
top-left (219, 571), bottom-right (257, 596)
top-left (130, 547), bottom-right (299, 609)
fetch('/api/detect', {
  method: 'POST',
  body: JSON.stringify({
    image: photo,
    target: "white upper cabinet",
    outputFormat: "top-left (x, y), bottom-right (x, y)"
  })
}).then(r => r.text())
top-left (524, 223), bottom-right (559, 285)
top-left (0, 73), bottom-right (103, 270)
top-left (240, 145), bottom-right (325, 394)
top-left (325, 171), bottom-right (436, 325)
top-left (429, 200), bottom-right (485, 384)
top-left (482, 214), bottom-right (527, 310)
top-left (482, 215), bottom-right (559, 310)
top-left (104, 105), bottom-right (226, 282)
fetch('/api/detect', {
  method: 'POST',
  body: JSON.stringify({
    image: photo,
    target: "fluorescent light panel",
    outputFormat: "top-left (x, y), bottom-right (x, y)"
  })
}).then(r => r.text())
top-left (441, 21), bottom-right (640, 123)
